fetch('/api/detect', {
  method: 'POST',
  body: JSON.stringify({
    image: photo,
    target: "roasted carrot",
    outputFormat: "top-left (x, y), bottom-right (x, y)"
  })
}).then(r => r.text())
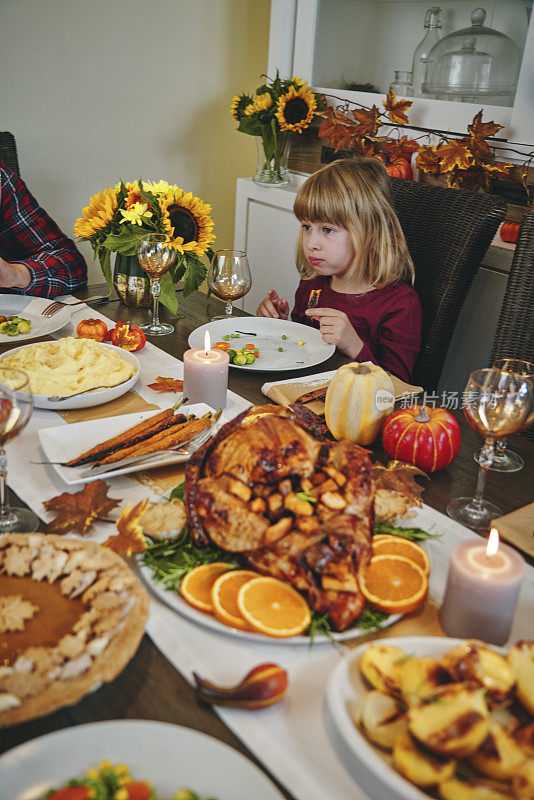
top-left (293, 385), bottom-right (329, 405)
top-left (66, 409), bottom-right (185, 466)
top-left (94, 417), bottom-right (211, 465)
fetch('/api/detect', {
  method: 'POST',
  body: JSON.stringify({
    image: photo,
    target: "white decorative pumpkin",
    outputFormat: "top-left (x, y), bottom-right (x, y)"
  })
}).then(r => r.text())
top-left (325, 362), bottom-right (394, 445)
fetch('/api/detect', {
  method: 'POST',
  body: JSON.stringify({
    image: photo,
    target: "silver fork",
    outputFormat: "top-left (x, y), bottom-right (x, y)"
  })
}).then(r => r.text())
top-left (41, 294), bottom-right (110, 317)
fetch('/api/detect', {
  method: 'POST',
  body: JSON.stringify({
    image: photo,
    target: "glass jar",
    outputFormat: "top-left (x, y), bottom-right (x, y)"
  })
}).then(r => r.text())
top-left (389, 71), bottom-right (413, 97)
top-left (412, 7), bottom-right (443, 98)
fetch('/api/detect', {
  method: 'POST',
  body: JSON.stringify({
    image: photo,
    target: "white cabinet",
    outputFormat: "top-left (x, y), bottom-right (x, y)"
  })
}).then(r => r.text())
top-left (234, 178), bottom-right (514, 392)
top-left (268, 0), bottom-right (534, 150)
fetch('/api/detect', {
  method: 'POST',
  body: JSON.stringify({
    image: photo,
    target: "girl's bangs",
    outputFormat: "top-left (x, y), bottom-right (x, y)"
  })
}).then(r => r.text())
top-left (294, 172), bottom-right (349, 226)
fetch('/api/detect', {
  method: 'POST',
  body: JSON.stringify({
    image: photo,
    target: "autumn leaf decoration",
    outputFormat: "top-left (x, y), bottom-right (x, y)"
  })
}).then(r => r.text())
top-left (103, 499), bottom-right (150, 555)
top-left (372, 461), bottom-right (428, 507)
top-left (147, 376), bottom-right (184, 393)
top-left (44, 480), bottom-right (120, 536)
top-left (318, 91), bottom-right (418, 162)
top-left (416, 110), bottom-right (514, 191)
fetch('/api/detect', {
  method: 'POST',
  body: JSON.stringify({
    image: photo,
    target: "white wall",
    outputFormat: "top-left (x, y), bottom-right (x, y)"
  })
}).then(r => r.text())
top-left (0, 0), bottom-right (270, 283)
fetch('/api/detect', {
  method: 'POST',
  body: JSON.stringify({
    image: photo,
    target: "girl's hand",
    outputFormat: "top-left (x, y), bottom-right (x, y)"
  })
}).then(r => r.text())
top-left (257, 289), bottom-right (289, 319)
top-left (306, 307), bottom-right (364, 358)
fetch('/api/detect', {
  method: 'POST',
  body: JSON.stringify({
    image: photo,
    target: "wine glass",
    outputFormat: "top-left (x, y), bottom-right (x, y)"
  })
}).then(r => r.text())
top-left (447, 368), bottom-right (533, 529)
top-left (474, 359), bottom-right (534, 472)
top-left (207, 250), bottom-right (252, 320)
top-left (0, 367), bottom-right (38, 533)
top-left (136, 233), bottom-right (177, 335)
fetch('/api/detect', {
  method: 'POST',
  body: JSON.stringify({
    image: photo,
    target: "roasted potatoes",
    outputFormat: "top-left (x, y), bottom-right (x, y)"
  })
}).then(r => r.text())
top-left (360, 643), bottom-right (404, 695)
top-left (439, 778), bottom-right (514, 800)
top-left (408, 682), bottom-right (490, 758)
top-left (508, 641), bottom-right (534, 715)
top-left (442, 641), bottom-right (516, 706)
top-left (393, 731), bottom-right (456, 788)
top-left (360, 690), bottom-right (407, 750)
top-left (470, 721), bottom-right (526, 780)
top-left (512, 758), bottom-right (534, 799)
top-left (396, 656), bottom-right (452, 708)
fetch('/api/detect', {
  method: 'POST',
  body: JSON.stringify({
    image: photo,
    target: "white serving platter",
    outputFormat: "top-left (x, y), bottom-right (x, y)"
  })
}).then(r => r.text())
top-left (0, 719), bottom-right (284, 800)
top-left (188, 317), bottom-right (335, 372)
top-left (0, 340), bottom-right (140, 410)
top-left (0, 294), bottom-right (71, 342)
top-left (138, 562), bottom-right (401, 646)
top-left (38, 403), bottom-right (216, 484)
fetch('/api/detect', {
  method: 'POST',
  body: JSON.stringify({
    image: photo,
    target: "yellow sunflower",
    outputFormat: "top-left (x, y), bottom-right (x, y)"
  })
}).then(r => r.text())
top-left (159, 188), bottom-right (215, 256)
top-left (276, 85), bottom-right (317, 133)
top-left (230, 94), bottom-right (253, 121)
top-left (74, 187), bottom-right (117, 238)
top-left (250, 92), bottom-right (272, 113)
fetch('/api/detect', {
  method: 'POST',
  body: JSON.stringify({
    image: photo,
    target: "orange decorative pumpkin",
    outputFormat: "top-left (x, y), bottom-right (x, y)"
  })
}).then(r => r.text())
top-left (382, 405), bottom-right (461, 472)
top-left (499, 222), bottom-right (520, 243)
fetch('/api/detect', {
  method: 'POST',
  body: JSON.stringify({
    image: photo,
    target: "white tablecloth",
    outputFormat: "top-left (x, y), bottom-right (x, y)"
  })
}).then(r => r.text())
top-left (7, 298), bottom-right (534, 800)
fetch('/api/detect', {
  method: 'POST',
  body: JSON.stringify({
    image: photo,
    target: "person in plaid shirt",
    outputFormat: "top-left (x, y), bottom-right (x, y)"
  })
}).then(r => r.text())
top-left (0, 161), bottom-right (87, 297)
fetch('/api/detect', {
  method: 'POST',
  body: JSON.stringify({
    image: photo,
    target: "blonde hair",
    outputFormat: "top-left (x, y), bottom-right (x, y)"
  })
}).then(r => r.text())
top-left (293, 157), bottom-right (414, 286)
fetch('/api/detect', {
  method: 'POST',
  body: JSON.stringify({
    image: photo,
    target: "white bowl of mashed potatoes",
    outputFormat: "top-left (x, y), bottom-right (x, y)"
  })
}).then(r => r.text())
top-left (0, 337), bottom-right (140, 410)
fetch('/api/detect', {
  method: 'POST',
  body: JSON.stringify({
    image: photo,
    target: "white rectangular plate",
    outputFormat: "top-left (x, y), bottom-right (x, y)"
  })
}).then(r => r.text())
top-left (38, 403), bottom-right (216, 485)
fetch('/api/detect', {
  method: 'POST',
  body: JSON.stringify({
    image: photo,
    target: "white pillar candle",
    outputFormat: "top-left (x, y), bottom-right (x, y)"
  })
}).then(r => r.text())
top-left (183, 331), bottom-right (229, 410)
top-left (439, 529), bottom-right (525, 645)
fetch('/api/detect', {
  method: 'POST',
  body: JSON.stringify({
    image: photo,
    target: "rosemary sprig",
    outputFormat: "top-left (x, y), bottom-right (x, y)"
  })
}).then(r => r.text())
top-left (353, 607), bottom-right (390, 631)
top-left (296, 491), bottom-right (317, 504)
top-left (373, 521), bottom-right (440, 541)
top-left (139, 527), bottom-right (235, 591)
top-left (306, 611), bottom-right (335, 645)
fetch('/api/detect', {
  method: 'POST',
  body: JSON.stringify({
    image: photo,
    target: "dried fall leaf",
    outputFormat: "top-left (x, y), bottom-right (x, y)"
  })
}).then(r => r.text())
top-left (384, 135), bottom-right (420, 161)
top-left (436, 140), bottom-right (474, 173)
top-left (383, 91), bottom-right (412, 125)
top-left (467, 110), bottom-right (504, 142)
top-left (44, 480), bottom-right (120, 536)
top-left (147, 376), bottom-right (184, 393)
top-left (415, 145), bottom-right (442, 174)
top-left (372, 461), bottom-right (428, 505)
top-left (103, 499), bottom-right (150, 555)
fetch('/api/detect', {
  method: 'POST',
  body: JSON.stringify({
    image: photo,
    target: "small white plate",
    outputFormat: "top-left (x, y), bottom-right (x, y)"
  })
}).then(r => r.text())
top-left (188, 317), bottom-right (335, 372)
top-left (0, 294), bottom-right (71, 342)
top-left (0, 719), bottom-right (284, 800)
top-left (0, 341), bottom-right (140, 410)
top-left (325, 636), bottom-right (505, 800)
top-left (138, 563), bottom-right (401, 645)
top-left (38, 403), bottom-right (216, 485)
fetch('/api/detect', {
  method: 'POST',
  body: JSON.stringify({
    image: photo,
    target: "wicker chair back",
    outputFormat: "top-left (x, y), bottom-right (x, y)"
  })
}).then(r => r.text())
top-left (390, 177), bottom-right (506, 391)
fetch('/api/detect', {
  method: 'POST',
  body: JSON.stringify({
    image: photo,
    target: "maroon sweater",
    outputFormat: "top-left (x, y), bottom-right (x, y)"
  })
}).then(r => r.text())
top-left (291, 276), bottom-right (422, 382)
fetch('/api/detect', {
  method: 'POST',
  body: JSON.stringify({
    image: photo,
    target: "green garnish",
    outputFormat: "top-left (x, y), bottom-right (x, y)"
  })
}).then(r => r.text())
top-left (306, 611), bottom-right (335, 644)
top-left (353, 607), bottom-right (390, 631)
top-left (140, 529), bottom-right (235, 591)
top-left (373, 521), bottom-right (440, 541)
top-left (169, 482), bottom-right (186, 502)
top-left (393, 652), bottom-right (415, 666)
top-left (296, 491), bottom-right (317, 504)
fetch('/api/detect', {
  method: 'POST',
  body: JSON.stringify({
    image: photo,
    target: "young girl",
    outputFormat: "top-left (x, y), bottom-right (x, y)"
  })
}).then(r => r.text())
top-left (257, 157), bottom-right (422, 383)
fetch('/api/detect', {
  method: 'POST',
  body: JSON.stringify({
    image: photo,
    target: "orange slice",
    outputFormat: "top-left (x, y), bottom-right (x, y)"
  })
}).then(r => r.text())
top-left (358, 554), bottom-right (428, 615)
top-left (372, 535), bottom-right (430, 576)
top-left (211, 569), bottom-right (258, 630)
top-left (180, 563), bottom-right (234, 613)
top-left (237, 576), bottom-right (311, 638)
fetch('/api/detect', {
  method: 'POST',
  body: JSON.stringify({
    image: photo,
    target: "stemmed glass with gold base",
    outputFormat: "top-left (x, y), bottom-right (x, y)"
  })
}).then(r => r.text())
top-left (447, 368), bottom-right (533, 529)
top-left (136, 234), bottom-right (177, 335)
top-left (0, 367), bottom-right (38, 533)
top-left (474, 359), bottom-right (534, 472)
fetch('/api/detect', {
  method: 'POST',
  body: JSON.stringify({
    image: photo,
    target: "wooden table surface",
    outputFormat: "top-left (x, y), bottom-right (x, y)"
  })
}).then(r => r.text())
top-left (1, 287), bottom-right (533, 800)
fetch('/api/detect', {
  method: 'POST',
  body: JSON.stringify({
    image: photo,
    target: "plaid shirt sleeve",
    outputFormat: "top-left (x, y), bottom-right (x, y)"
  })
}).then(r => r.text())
top-left (0, 162), bottom-right (87, 298)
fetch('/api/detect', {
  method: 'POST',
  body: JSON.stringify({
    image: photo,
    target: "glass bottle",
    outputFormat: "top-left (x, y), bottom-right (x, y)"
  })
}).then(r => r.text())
top-left (389, 71), bottom-right (413, 97)
top-left (412, 7), bottom-right (443, 98)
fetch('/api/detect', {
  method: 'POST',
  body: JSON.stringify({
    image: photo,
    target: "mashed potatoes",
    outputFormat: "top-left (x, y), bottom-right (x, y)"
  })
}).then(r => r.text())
top-left (0, 337), bottom-right (136, 396)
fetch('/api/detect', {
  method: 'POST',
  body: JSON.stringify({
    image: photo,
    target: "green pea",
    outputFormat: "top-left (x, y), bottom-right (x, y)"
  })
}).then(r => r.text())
top-left (282, 334), bottom-right (287, 340)
top-left (224, 334), bottom-right (230, 340)
top-left (235, 333), bottom-right (240, 338)
top-left (278, 346), bottom-right (284, 352)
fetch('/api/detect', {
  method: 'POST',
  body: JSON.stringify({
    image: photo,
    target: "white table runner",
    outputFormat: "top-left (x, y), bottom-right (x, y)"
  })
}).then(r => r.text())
top-left (6, 297), bottom-right (534, 800)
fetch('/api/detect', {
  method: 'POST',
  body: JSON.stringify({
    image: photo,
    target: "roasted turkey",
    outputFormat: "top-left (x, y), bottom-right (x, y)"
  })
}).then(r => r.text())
top-left (185, 405), bottom-right (374, 631)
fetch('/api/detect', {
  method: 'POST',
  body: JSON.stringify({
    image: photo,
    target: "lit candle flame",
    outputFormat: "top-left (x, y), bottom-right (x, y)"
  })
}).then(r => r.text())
top-left (486, 528), bottom-right (500, 557)
top-left (204, 330), bottom-right (211, 356)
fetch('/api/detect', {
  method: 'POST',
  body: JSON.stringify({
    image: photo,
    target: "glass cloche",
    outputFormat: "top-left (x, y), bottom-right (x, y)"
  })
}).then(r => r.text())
top-left (423, 8), bottom-right (521, 106)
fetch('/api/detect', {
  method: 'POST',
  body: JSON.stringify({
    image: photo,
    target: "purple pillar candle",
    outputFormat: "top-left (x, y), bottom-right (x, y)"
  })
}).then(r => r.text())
top-left (183, 332), bottom-right (229, 410)
top-left (439, 530), bottom-right (525, 645)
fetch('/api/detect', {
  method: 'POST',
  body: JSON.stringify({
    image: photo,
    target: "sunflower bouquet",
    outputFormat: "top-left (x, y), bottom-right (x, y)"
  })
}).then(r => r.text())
top-left (74, 180), bottom-right (215, 313)
top-left (231, 73), bottom-right (324, 185)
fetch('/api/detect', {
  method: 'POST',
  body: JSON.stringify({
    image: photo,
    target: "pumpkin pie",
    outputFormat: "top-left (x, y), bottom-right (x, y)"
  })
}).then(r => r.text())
top-left (0, 532), bottom-right (149, 728)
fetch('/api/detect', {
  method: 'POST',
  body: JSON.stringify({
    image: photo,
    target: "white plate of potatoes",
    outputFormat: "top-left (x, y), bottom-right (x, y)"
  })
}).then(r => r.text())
top-left (326, 636), bottom-right (534, 800)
